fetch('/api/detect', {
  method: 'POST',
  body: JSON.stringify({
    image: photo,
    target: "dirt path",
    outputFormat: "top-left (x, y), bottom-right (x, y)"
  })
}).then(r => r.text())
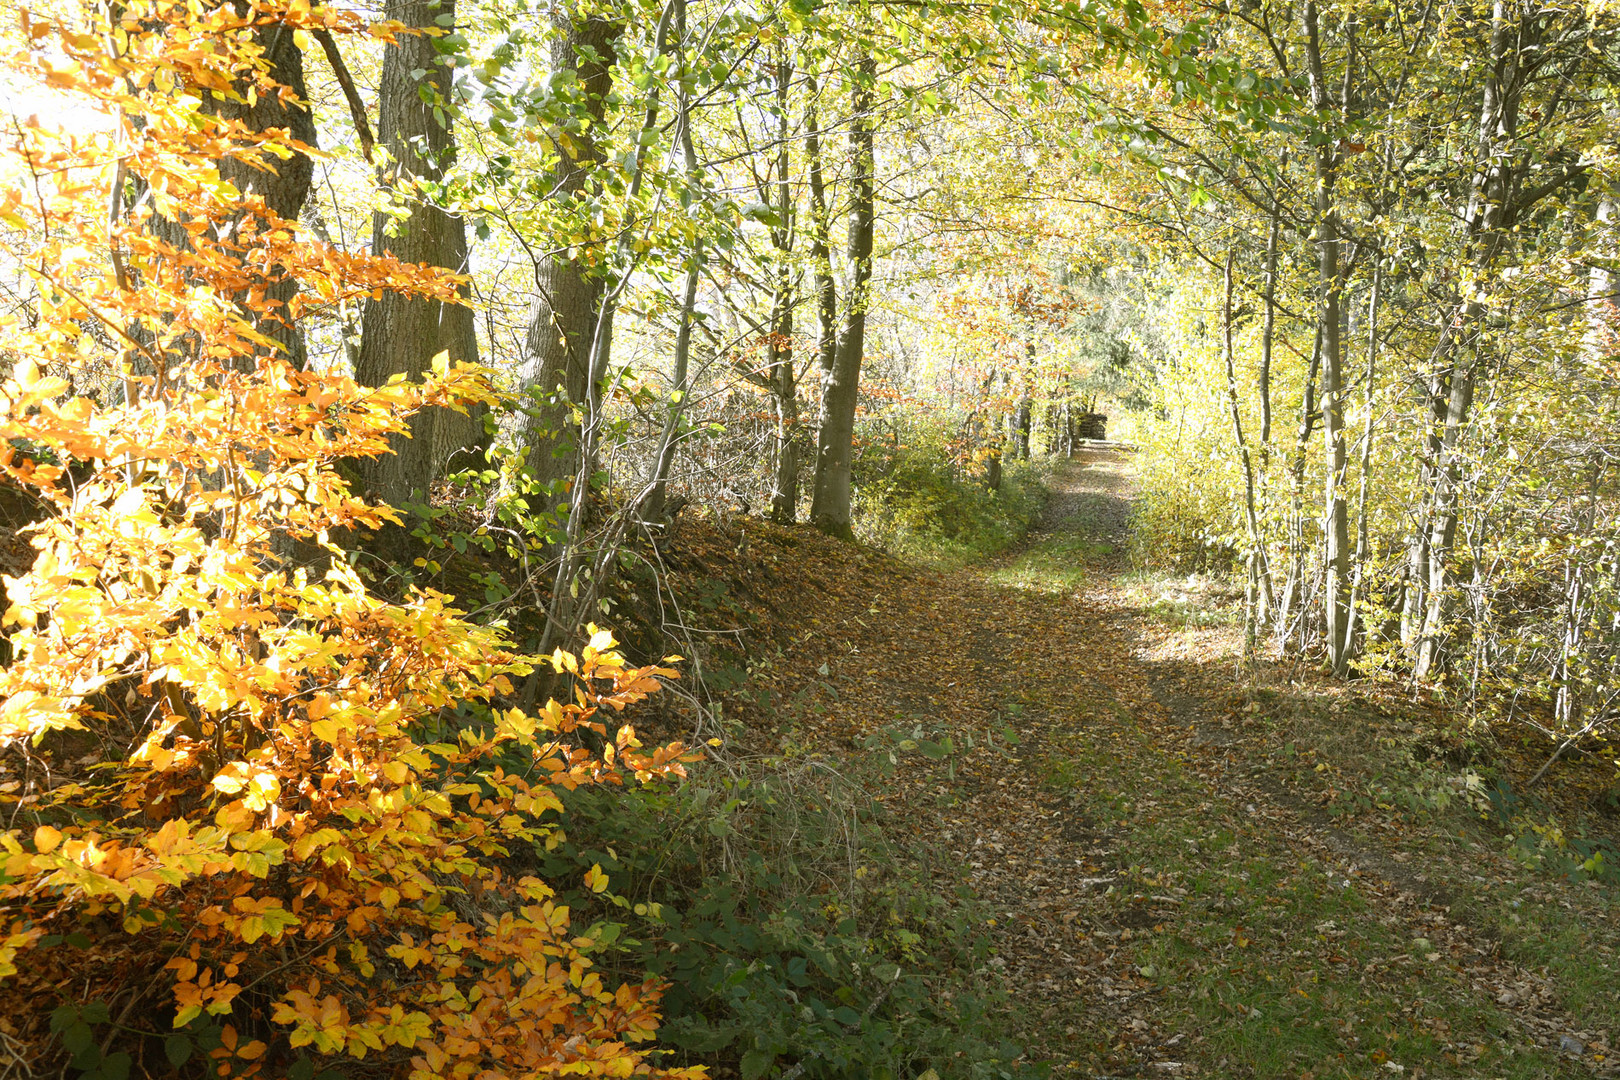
top-left (766, 449), bottom-right (1616, 1080)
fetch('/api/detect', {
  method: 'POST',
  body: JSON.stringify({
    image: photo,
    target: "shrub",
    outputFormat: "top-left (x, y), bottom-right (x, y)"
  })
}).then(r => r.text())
top-left (853, 417), bottom-right (1045, 566)
top-left (532, 757), bottom-right (1040, 1080)
top-left (0, 6), bottom-right (695, 1077)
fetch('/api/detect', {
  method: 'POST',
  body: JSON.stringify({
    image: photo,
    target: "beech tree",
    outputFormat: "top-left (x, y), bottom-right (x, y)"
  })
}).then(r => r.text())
top-left (355, 0), bottom-right (485, 524)
top-left (810, 53), bottom-right (877, 538)
top-left (0, 4), bottom-right (693, 1075)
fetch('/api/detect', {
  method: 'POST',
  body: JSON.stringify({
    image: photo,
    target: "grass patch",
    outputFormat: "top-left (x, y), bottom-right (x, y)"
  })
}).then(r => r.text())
top-left (1019, 689), bottom-right (1601, 1079)
top-left (1117, 570), bottom-right (1245, 627)
top-left (985, 532), bottom-right (1112, 593)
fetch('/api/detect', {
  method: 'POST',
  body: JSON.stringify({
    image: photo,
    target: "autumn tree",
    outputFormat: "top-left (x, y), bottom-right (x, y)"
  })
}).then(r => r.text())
top-left (0, 4), bottom-right (694, 1076)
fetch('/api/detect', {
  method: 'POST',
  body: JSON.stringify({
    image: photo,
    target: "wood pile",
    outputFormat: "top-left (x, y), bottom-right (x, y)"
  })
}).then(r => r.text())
top-left (1076, 412), bottom-right (1107, 441)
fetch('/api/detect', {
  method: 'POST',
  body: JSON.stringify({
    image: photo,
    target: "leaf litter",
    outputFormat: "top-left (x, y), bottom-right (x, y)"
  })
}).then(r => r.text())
top-left (658, 449), bottom-right (1618, 1080)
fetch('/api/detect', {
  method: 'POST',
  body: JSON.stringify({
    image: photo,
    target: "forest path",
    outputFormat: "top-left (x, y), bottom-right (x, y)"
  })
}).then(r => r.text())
top-left (804, 448), bottom-right (1614, 1080)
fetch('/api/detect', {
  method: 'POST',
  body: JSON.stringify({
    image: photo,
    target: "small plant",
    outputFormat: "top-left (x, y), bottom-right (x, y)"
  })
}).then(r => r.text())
top-left (532, 751), bottom-right (1043, 1080)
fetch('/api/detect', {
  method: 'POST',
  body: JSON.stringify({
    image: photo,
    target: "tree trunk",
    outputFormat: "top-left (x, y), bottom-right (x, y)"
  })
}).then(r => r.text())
top-left (1014, 342), bottom-right (1034, 461)
top-left (1276, 326), bottom-right (1322, 652)
top-left (647, 8), bottom-right (702, 521)
top-left (139, 13), bottom-right (316, 378)
top-left (356, 0), bottom-right (483, 529)
top-left (1347, 261), bottom-right (1381, 654)
top-left (512, 8), bottom-right (620, 515)
top-left (806, 80), bottom-right (839, 394)
top-left (810, 57), bottom-right (876, 539)
top-left (1412, 0), bottom-right (1521, 680)
top-left (1221, 252), bottom-right (1270, 659)
top-left (768, 52), bottom-right (800, 524)
top-left (1304, 0), bottom-right (1352, 675)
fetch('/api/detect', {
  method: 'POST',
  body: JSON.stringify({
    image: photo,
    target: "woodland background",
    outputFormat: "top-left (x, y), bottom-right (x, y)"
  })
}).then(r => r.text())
top-left (0, 0), bottom-right (1618, 1076)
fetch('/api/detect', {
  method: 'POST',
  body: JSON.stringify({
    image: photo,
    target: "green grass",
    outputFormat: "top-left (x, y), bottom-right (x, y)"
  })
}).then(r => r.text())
top-left (984, 533), bottom-right (1112, 593)
top-left (1016, 706), bottom-right (1597, 1080)
top-left (1113, 569), bottom-right (1246, 627)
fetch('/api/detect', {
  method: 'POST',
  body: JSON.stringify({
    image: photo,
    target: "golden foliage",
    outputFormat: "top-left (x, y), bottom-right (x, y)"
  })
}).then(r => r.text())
top-left (0, 3), bottom-right (698, 1076)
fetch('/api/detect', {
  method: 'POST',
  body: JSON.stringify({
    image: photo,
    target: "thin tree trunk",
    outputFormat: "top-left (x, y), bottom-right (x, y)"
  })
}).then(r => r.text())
top-left (806, 79), bottom-right (838, 391)
top-left (1258, 174), bottom-right (1282, 456)
top-left (1305, 0), bottom-right (1352, 675)
top-left (810, 57), bottom-right (876, 538)
top-left (1277, 326), bottom-right (1323, 652)
top-left (1347, 261), bottom-right (1381, 655)
top-left (768, 51), bottom-right (800, 523)
top-left (1222, 252), bottom-right (1268, 660)
top-left (646, 13), bottom-right (701, 521)
top-left (1015, 341), bottom-right (1034, 462)
top-left (1413, 0), bottom-right (1520, 680)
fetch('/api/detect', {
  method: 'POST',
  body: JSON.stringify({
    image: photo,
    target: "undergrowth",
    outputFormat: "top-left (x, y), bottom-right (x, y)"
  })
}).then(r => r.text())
top-left (852, 421), bottom-right (1046, 569)
top-left (533, 751), bottom-right (1039, 1080)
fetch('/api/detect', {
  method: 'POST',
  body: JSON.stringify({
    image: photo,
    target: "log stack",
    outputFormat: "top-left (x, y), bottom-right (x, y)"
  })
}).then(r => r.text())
top-left (1076, 412), bottom-right (1107, 441)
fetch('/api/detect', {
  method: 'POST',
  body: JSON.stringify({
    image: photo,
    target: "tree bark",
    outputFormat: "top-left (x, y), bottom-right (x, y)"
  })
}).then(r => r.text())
top-left (1222, 251), bottom-right (1269, 659)
top-left (806, 82), bottom-right (839, 394)
top-left (1014, 341), bottom-right (1034, 461)
top-left (646, 2), bottom-right (701, 521)
top-left (356, 0), bottom-right (483, 528)
top-left (810, 57), bottom-right (875, 539)
top-left (1304, 0), bottom-right (1352, 675)
top-left (768, 52), bottom-right (800, 524)
top-left (1347, 261), bottom-right (1381, 654)
top-left (1412, 0), bottom-right (1522, 680)
top-left (1277, 325), bottom-right (1322, 653)
top-left (140, 11), bottom-right (316, 377)
top-left (513, 8), bottom-right (620, 515)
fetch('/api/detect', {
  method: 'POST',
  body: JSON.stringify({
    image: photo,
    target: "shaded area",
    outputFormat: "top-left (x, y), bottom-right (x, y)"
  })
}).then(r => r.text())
top-left (721, 449), bottom-right (1619, 1080)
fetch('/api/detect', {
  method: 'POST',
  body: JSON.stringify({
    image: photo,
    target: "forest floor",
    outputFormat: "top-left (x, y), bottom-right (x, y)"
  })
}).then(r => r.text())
top-left (687, 447), bottom-right (1620, 1080)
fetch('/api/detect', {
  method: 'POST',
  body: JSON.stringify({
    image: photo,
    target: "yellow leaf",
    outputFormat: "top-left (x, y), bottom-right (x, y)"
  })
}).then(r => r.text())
top-left (33, 825), bottom-right (61, 854)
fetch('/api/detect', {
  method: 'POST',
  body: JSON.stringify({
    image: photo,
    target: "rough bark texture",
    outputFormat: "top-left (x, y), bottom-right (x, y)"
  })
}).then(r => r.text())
top-left (810, 59), bottom-right (876, 539)
top-left (355, 0), bottom-right (483, 520)
top-left (513, 9), bottom-right (620, 511)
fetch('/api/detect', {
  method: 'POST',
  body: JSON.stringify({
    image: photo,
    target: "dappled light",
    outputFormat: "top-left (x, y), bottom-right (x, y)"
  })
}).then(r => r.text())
top-left (1, 0), bottom-right (1617, 1076)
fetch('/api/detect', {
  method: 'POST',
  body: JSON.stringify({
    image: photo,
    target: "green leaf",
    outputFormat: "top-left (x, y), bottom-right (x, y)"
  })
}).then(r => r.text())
top-left (740, 1048), bottom-right (775, 1080)
top-left (165, 1035), bottom-right (193, 1068)
top-left (61, 1022), bottom-right (94, 1055)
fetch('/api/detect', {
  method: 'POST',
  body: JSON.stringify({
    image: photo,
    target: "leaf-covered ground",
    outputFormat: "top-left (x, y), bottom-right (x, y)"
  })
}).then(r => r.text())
top-left (667, 448), bottom-right (1619, 1080)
